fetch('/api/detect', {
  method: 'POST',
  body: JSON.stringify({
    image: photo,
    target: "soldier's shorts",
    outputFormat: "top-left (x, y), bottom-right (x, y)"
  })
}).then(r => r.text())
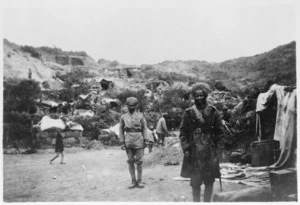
top-left (190, 172), bottom-right (215, 188)
top-left (157, 133), bottom-right (166, 144)
top-left (126, 148), bottom-right (144, 165)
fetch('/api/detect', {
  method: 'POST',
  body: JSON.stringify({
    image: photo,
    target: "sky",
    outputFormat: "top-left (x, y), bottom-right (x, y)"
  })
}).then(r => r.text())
top-left (2, 0), bottom-right (297, 65)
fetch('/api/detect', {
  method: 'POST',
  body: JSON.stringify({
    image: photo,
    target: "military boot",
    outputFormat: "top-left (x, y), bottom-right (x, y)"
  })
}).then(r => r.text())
top-left (136, 164), bottom-right (144, 188)
top-left (128, 163), bottom-right (136, 189)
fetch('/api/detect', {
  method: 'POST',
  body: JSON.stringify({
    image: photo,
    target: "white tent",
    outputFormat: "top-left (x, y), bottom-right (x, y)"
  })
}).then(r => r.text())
top-left (255, 84), bottom-right (296, 169)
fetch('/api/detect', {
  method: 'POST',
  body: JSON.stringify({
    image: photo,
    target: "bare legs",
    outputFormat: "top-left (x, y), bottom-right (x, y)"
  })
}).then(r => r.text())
top-left (50, 152), bottom-right (65, 164)
top-left (60, 152), bottom-right (65, 164)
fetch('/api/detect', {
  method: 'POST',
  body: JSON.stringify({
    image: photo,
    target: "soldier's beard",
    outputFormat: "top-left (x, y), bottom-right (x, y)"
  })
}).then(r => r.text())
top-left (195, 99), bottom-right (206, 108)
top-left (128, 108), bottom-right (135, 113)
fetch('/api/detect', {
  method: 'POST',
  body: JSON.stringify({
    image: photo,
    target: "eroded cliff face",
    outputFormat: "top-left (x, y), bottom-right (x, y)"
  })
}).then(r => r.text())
top-left (3, 39), bottom-right (101, 82)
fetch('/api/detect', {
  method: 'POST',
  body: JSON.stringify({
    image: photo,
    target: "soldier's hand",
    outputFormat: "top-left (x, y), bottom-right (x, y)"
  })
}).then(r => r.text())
top-left (184, 151), bottom-right (190, 157)
top-left (143, 141), bottom-right (149, 148)
top-left (121, 144), bottom-right (126, 150)
top-left (120, 142), bottom-right (125, 150)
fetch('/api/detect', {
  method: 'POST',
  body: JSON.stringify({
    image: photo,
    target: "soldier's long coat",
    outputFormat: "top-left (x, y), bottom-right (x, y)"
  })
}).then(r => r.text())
top-left (179, 103), bottom-right (224, 178)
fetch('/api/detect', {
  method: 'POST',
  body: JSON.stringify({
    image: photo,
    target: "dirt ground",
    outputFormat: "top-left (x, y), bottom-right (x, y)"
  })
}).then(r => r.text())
top-left (3, 147), bottom-right (251, 202)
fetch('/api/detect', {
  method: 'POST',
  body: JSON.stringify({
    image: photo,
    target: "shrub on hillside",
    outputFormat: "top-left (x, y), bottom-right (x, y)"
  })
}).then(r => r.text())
top-left (3, 112), bottom-right (43, 148)
top-left (3, 79), bottom-right (42, 148)
top-left (144, 70), bottom-right (192, 85)
top-left (72, 111), bottom-right (117, 140)
top-left (116, 89), bottom-right (149, 112)
top-left (214, 81), bottom-right (228, 91)
top-left (59, 82), bottom-right (90, 101)
top-left (4, 79), bottom-right (41, 113)
top-left (159, 88), bottom-right (191, 111)
top-left (188, 79), bottom-right (197, 86)
top-left (55, 67), bottom-right (92, 101)
top-left (38, 46), bottom-right (88, 57)
top-left (56, 67), bottom-right (95, 83)
top-left (20, 45), bottom-right (40, 59)
top-left (110, 60), bottom-right (119, 67)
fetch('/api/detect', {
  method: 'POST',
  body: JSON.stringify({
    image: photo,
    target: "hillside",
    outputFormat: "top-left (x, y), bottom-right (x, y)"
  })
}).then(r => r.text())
top-left (216, 41), bottom-right (296, 91)
top-left (3, 39), bottom-right (102, 82)
top-left (152, 60), bottom-right (213, 79)
top-left (143, 41), bottom-right (296, 92)
top-left (3, 39), bottom-right (296, 93)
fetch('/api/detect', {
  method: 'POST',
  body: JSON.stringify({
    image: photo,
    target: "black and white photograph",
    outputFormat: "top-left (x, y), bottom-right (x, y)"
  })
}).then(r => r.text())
top-left (2, 0), bottom-right (298, 202)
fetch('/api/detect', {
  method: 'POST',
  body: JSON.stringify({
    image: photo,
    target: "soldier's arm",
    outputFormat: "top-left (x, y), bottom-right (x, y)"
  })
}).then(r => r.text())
top-left (179, 110), bottom-right (191, 152)
top-left (212, 109), bottom-right (225, 145)
top-left (119, 116), bottom-right (125, 144)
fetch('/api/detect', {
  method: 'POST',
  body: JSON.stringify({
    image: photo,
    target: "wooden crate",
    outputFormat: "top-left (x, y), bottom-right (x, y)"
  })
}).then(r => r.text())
top-left (250, 140), bottom-right (279, 167)
top-left (269, 168), bottom-right (297, 200)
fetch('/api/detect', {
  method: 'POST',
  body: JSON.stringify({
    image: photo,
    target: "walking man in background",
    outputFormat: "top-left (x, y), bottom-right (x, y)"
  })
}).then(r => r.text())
top-left (48, 106), bottom-right (66, 165)
top-left (179, 83), bottom-right (224, 202)
top-left (156, 112), bottom-right (171, 146)
top-left (119, 97), bottom-right (149, 188)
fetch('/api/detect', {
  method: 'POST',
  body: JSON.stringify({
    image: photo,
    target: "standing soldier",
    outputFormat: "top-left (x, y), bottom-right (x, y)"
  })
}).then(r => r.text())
top-left (28, 68), bottom-right (32, 79)
top-left (156, 112), bottom-right (171, 146)
top-left (179, 83), bottom-right (224, 202)
top-left (147, 125), bottom-right (158, 153)
top-left (119, 97), bottom-right (149, 189)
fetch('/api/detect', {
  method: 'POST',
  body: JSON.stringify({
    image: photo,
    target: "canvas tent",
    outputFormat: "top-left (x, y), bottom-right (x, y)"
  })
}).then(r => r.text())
top-left (35, 100), bottom-right (59, 107)
top-left (101, 98), bottom-right (121, 109)
top-left (255, 84), bottom-right (296, 169)
top-left (36, 115), bottom-right (83, 132)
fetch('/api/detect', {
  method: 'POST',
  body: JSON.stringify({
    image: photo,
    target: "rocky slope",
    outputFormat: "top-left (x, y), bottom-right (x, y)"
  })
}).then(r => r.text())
top-left (4, 39), bottom-right (296, 92)
top-left (3, 39), bottom-right (102, 82)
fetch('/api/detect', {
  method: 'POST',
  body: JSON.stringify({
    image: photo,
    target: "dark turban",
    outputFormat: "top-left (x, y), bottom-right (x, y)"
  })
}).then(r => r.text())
top-left (126, 97), bottom-right (138, 106)
top-left (191, 83), bottom-right (211, 97)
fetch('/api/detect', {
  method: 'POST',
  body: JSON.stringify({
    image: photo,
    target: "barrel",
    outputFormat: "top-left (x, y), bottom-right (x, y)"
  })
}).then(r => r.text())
top-left (250, 140), bottom-right (280, 167)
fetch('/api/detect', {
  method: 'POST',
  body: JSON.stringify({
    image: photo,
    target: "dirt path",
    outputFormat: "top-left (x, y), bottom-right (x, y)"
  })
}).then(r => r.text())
top-left (3, 147), bottom-right (250, 202)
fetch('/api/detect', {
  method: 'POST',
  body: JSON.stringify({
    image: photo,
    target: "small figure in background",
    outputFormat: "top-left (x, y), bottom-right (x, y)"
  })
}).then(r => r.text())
top-left (156, 112), bottom-right (171, 146)
top-left (48, 106), bottom-right (66, 165)
top-left (147, 125), bottom-right (158, 153)
top-left (30, 114), bottom-right (40, 152)
top-left (28, 68), bottom-right (32, 79)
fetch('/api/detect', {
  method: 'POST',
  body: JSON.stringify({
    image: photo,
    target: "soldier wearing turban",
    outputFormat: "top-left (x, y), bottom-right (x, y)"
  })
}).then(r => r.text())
top-left (179, 83), bottom-right (224, 202)
top-left (119, 97), bottom-right (149, 188)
